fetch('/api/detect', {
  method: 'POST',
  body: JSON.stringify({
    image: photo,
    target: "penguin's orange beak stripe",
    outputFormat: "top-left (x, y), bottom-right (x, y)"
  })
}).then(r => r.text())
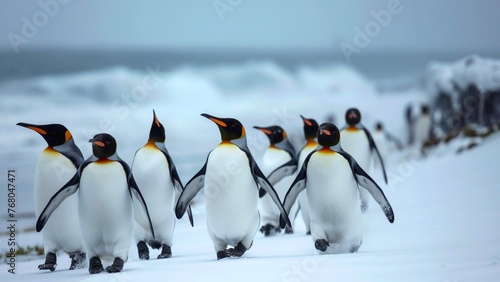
top-left (258, 128), bottom-right (272, 135)
top-left (210, 118), bottom-right (227, 127)
top-left (154, 116), bottom-right (161, 127)
top-left (28, 126), bottom-right (47, 135)
top-left (93, 141), bottom-right (105, 147)
top-left (321, 129), bottom-right (331, 136)
top-left (303, 118), bottom-right (312, 126)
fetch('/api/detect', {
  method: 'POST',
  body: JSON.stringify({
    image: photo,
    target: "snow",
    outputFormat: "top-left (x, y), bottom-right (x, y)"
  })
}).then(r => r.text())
top-left (1, 62), bottom-right (500, 281)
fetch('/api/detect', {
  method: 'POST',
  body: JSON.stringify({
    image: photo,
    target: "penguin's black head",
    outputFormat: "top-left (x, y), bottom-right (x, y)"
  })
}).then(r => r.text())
top-left (300, 115), bottom-right (319, 140)
top-left (201, 113), bottom-right (245, 141)
top-left (253, 125), bottom-right (286, 145)
top-left (16, 123), bottom-right (73, 147)
top-left (421, 105), bottom-right (430, 115)
top-left (149, 110), bottom-right (166, 143)
top-left (89, 133), bottom-right (117, 158)
top-left (375, 122), bottom-right (383, 131)
top-left (345, 108), bottom-right (361, 126)
top-left (317, 123), bottom-right (340, 147)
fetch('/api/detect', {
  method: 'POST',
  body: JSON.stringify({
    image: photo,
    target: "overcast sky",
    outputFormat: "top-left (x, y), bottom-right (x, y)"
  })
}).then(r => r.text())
top-left (1, 0), bottom-right (500, 54)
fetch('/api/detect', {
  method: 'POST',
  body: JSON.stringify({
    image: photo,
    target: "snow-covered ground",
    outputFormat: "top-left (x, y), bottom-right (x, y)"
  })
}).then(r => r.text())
top-left (1, 62), bottom-right (499, 281)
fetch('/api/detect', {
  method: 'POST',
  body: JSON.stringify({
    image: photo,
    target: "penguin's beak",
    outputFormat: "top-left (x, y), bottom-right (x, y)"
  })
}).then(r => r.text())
top-left (16, 123), bottom-right (47, 135)
top-left (89, 138), bottom-right (105, 147)
top-left (153, 109), bottom-right (161, 127)
top-left (300, 115), bottom-right (313, 127)
top-left (253, 126), bottom-right (272, 135)
top-left (201, 113), bottom-right (227, 127)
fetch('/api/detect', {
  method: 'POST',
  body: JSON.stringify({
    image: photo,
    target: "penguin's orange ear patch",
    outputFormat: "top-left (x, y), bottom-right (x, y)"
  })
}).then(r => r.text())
top-left (65, 130), bottom-right (72, 143)
top-left (241, 126), bottom-right (246, 138)
top-left (28, 126), bottom-right (47, 135)
top-left (210, 118), bottom-right (227, 127)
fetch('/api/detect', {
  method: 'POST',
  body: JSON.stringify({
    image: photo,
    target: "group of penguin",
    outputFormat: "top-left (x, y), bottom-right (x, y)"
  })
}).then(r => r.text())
top-left (18, 107), bottom-right (395, 275)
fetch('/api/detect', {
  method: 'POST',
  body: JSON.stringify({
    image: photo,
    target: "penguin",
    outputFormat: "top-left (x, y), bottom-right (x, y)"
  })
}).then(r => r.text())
top-left (132, 110), bottom-right (193, 260)
top-left (372, 122), bottom-right (403, 164)
top-left (16, 123), bottom-right (86, 272)
top-left (281, 123), bottom-right (394, 254)
top-left (253, 125), bottom-right (298, 236)
top-left (175, 114), bottom-right (292, 260)
top-left (296, 115), bottom-right (319, 234)
top-left (340, 108), bottom-right (387, 212)
top-left (413, 104), bottom-right (432, 152)
top-left (36, 133), bottom-right (155, 274)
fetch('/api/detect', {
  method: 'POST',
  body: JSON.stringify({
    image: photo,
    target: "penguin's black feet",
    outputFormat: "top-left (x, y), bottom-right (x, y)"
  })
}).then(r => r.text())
top-left (149, 240), bottom-right (162, 250)
top-left (69, 251), bottom-right (86, 270)
top-left (157, 244), bottom-right (172, 259)
top-left (137, 241), bottom-right (150, 260)
top-left (227, 242), bottom-right (247, 257)
top-left (38, 252), bottom-right (57, 271)
top-left (216, 250), bottom-right (229, 260)
top-left (105, 257), bottom-right (124, 273)
top-left (88, 256), bottom-right (105, 274)
top-left (306, 230), bottom-right (311, 235)
top-left (349, 244), bottom-right (360, 253)
top-left (284, 226), bottom-right (294, 234)
top-left (259, 224), bottom-right (281, 236)
top-left (314, 239), bottom-right (330, 252)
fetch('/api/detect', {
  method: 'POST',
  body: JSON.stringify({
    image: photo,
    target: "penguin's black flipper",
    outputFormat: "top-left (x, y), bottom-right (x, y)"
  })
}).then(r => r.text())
top-left (362, 127), bottom-right (388, 184)
top-left (279, 152), bottom-right (312, 228)
top-left (157, 143), bottom-right (194, 227)
top-left (36, 172), bottom-right (80, 232)
top-left (338, 149), bottom-right (394, 223)
top-left (244, 150), bottom-right (292, 228)
top-left (385, 132), bottom-right (404, 150)
top-left (259, 159), bottom-right (298, 198)
top-left (175, 156), bottom-right (208, 220)
top-left (128, 173), bottom-right (156, 239)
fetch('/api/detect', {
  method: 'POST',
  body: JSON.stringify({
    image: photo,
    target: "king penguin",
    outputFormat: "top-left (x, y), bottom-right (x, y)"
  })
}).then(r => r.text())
top-left (16, 123), bottom-right (86, 271)
top-left (132, 110), bottom-right (193, 260)
top-left (282, 123), bottom-right (394, 253)
top-left (340, 108), bottom-right (387, 212)
top-left (372, 122), bottom-right (403, 165)
top-left (253, 125), bottom-right (298, 236)
top-left (296, 115), bottom-right (319, 234)
top-left (36, 133), bottom-right (155, 274)
top-left (175, 114), bottom-right (292, 260)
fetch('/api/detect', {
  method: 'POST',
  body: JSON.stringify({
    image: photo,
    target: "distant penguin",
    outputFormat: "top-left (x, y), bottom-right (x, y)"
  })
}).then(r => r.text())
top-left (36, 133), bottom-right (155, 274)
top-left (253, 125), bottom-right (298, 236)
top-left (281, 123), bottom-right (394, 253)
top-left (175, 114), bottom-right (291, 260)
top-left (340, 108), bottom-right (387, 212)
top-left (16, 123), bottom-right (86, 272)
top-left (405, 104), bottom-right (415, 145)
top-left (296, 115), bottom-right (319, 234)
top-left (372, 122), bottom-right (403, 164)
top-left (132, 110), bottom-right (193, 260)
top-left (413, 105), bottom-right (432, 151)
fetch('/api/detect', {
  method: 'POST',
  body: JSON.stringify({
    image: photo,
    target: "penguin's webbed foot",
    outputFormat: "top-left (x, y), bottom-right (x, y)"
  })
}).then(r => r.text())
top-left (148, 240), bottom-right (162, 250)
top-left (306, 230), bottom-right (311, 235)
top-left (137, 241), bottom-right (150, 260)
top-left (69, 251), bottom-right (86, 270)
top-left (259, 224), bottom-right (281, 237)
top-left (157, 244), bottom-right (172, 259)
top-left (105, 257), bottom-right (124, 273)
top-left (217, 250), bottom-right (229, 260)
top-left (38, 252), bottom-right (57, 271)
top-left (88, 256), bottom-right (105, 274)
top-left (227, 242), bottom-right (247, 257)
top-left (314, 239), bottom-right (330, 252)
top-left (284, 226), bottom-right (294, 234)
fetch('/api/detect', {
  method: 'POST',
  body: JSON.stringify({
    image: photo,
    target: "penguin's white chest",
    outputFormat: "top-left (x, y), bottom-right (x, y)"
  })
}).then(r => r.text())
top-left (341, 130), bottom-right (371, 171)
top-left (260, 147), bottom-right (290, 176)
top-left (78, 161), bottom-right (133, 250)
top-left (132, 146), bottom-right (175, 238)
top-left (204, 143), bottom-right (258, 239)
top-left (306, 152), bottom-right (360, 222)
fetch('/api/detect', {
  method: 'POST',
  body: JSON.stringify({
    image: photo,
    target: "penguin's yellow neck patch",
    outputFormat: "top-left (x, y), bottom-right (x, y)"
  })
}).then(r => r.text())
top-left (318, 147), bottom-right (335, 154)
top-left (43, 147), bottom-right (58, 154)
top-left (346, 125), bottom-right (359, 132)
top-left (269, 144), bottom-right (279, 150)
top-left (95, 158), bottom-right (113, 164)
top-left (145, 141), bottom-right (158, 149)
top-left (305, 139), bottom-right (317, 147)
